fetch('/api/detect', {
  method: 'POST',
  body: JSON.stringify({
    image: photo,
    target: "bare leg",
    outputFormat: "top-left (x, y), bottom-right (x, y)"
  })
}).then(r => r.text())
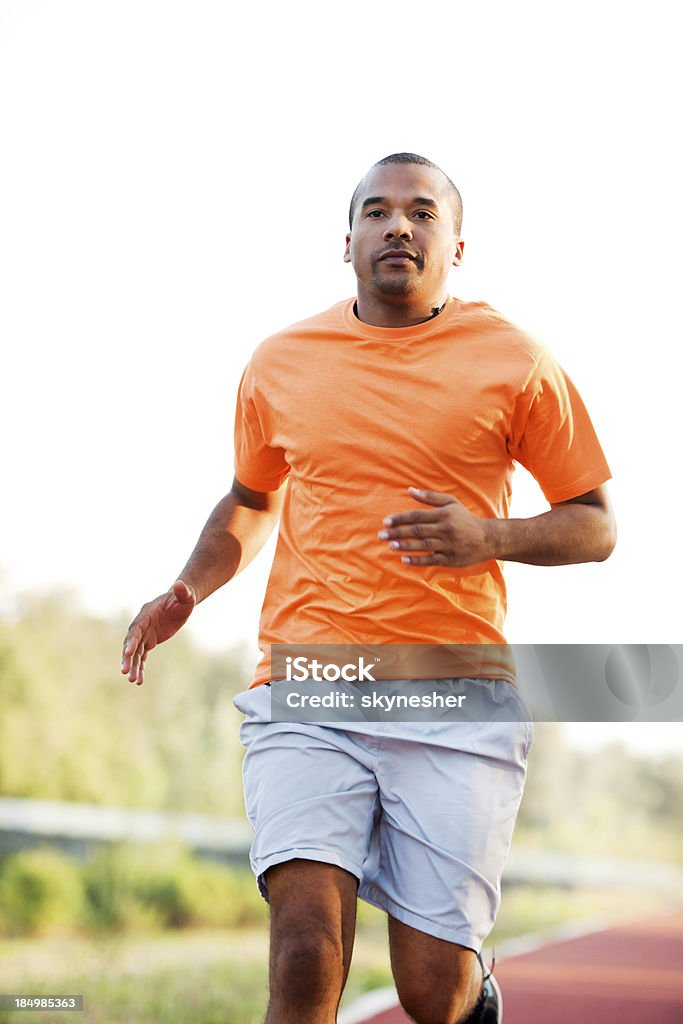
top-left (264, 859), bottom-right (359, 1024)
top-left (388, 915), bottom-right (483, 1024)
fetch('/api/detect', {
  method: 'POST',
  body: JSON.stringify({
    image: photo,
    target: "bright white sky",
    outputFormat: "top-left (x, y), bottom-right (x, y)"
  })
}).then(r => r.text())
top-left (1, 1), bottom-right (681, 755)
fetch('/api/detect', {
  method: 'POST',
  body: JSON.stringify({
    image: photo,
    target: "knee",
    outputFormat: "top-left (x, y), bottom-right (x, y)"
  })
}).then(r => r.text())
top-left (397, 979), bottom-right (473, 1024)
top-left (270, 933), bottom-right (344, 1007)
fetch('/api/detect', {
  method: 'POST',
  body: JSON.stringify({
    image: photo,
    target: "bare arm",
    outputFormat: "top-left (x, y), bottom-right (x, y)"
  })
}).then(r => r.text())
top-left (121, 476), bottom-right (286, 685)
top-left (177, 476), bottom-right (286, 603)
top-left (485, 484), bottom-right (617, 565)
top-left (380, 484), bottom-right (617, 567)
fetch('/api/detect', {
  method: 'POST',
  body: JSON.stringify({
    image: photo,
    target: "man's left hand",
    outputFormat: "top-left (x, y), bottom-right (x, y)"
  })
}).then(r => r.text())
top-left (379, 487), bottom-right (494, 568)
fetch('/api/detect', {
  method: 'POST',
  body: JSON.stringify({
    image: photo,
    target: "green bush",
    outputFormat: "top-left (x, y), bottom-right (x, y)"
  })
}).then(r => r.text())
top-left (0, 841), bottom-right (268, 937)
top-left (82, 843), bottom-right (169, 933)
top-left (0, 845), bottom-right (85, 936)
top-left (174, 859), bottom-right (267, 928)
top-left (82, 841), bottom-right (267, 934)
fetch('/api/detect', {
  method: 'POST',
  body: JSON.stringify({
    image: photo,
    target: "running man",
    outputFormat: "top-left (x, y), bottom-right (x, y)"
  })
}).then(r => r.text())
top-left (121, 153), bottom-right (616, 1024)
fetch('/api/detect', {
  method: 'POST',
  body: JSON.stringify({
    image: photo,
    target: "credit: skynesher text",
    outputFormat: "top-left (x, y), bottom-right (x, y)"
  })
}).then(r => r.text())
top-left (285, 692), bottom-right (468, 710)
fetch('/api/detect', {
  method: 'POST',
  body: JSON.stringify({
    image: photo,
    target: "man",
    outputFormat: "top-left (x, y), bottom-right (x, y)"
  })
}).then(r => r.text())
top-left (122, 153), bottom-right (616, 1024)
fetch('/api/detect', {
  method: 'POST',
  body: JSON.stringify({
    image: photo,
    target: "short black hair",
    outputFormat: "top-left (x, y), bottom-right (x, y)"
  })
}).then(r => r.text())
top-left (348, 152), bottom-right (463, 234)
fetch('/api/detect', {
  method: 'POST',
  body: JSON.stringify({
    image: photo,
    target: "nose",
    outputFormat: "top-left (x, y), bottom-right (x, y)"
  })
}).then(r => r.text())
top-left (383, 214), bottom-right (413, 241)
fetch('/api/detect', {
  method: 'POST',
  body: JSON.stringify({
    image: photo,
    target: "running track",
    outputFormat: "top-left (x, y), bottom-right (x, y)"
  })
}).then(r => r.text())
top-left (347, 909), bottom-right (683, 1023)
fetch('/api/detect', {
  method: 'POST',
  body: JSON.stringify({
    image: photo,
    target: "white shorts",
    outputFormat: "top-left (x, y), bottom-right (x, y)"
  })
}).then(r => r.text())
top-left (232, 678), bottom-right (533, 952)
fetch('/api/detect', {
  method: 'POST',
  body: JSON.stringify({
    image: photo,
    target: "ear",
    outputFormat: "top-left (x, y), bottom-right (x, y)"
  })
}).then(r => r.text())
top-left (343, 232), bottom-right (352, 264)
top-left (452, 239), bottom-right (465, 268)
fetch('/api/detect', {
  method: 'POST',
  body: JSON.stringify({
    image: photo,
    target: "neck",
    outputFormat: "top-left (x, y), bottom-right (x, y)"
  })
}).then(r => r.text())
top-left (354, 291), bottom-right (449, 328)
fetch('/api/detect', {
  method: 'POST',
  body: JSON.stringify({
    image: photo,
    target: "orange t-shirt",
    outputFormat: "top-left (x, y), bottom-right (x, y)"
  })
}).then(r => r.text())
top-left (234, 297), bottom-right (612, 688)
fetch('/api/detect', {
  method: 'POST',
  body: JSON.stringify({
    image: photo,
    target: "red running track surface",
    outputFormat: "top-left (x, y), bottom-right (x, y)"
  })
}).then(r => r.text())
top-left (355, 910), bottom-right (683, 1024)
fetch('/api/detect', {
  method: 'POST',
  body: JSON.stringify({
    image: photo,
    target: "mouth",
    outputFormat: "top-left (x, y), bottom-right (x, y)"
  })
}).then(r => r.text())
top-left (378, 248), bottom-right (416, 264)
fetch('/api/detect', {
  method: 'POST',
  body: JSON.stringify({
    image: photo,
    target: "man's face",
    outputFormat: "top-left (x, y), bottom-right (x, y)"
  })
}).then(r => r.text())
top-left (344, 163), bottom-right (464, 300)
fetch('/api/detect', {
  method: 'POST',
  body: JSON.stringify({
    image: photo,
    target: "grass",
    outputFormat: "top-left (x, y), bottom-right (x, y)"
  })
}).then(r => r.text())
top-left (0, 886), bottom-right (673, 1024)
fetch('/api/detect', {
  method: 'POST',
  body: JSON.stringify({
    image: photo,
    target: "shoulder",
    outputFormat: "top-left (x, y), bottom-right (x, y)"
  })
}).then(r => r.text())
top-left (249, 298), bottom-right (352, 366)
top-left (459, 300), bottom-right (547, 357)
top-left (455, 299), bottom-right (552, 389)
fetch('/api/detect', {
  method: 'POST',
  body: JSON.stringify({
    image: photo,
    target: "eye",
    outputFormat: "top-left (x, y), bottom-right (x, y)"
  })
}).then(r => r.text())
top-left (367, 210), bottom-right (384, 218)
top-left (415, 211), bottom-right (434, 219)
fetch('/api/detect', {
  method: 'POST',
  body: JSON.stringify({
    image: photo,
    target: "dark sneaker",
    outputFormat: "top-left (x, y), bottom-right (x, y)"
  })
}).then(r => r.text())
top-left (473, 951), bottom-right (503, 1023)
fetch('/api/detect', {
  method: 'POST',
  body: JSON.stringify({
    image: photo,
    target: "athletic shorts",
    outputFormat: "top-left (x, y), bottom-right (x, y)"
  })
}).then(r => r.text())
top-left (232, 677), bottom-right (533, 952)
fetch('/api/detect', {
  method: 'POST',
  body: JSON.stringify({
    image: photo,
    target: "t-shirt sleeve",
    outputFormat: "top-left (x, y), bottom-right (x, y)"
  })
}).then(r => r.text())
top-left (233, 358), bottom-right (290, 492)
top-left (507, 350), bottom-right (612, 503)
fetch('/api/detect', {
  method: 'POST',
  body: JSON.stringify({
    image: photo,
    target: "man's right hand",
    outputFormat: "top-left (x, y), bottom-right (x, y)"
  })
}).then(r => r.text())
top-left (121, 579), bottom-right (197, 686)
